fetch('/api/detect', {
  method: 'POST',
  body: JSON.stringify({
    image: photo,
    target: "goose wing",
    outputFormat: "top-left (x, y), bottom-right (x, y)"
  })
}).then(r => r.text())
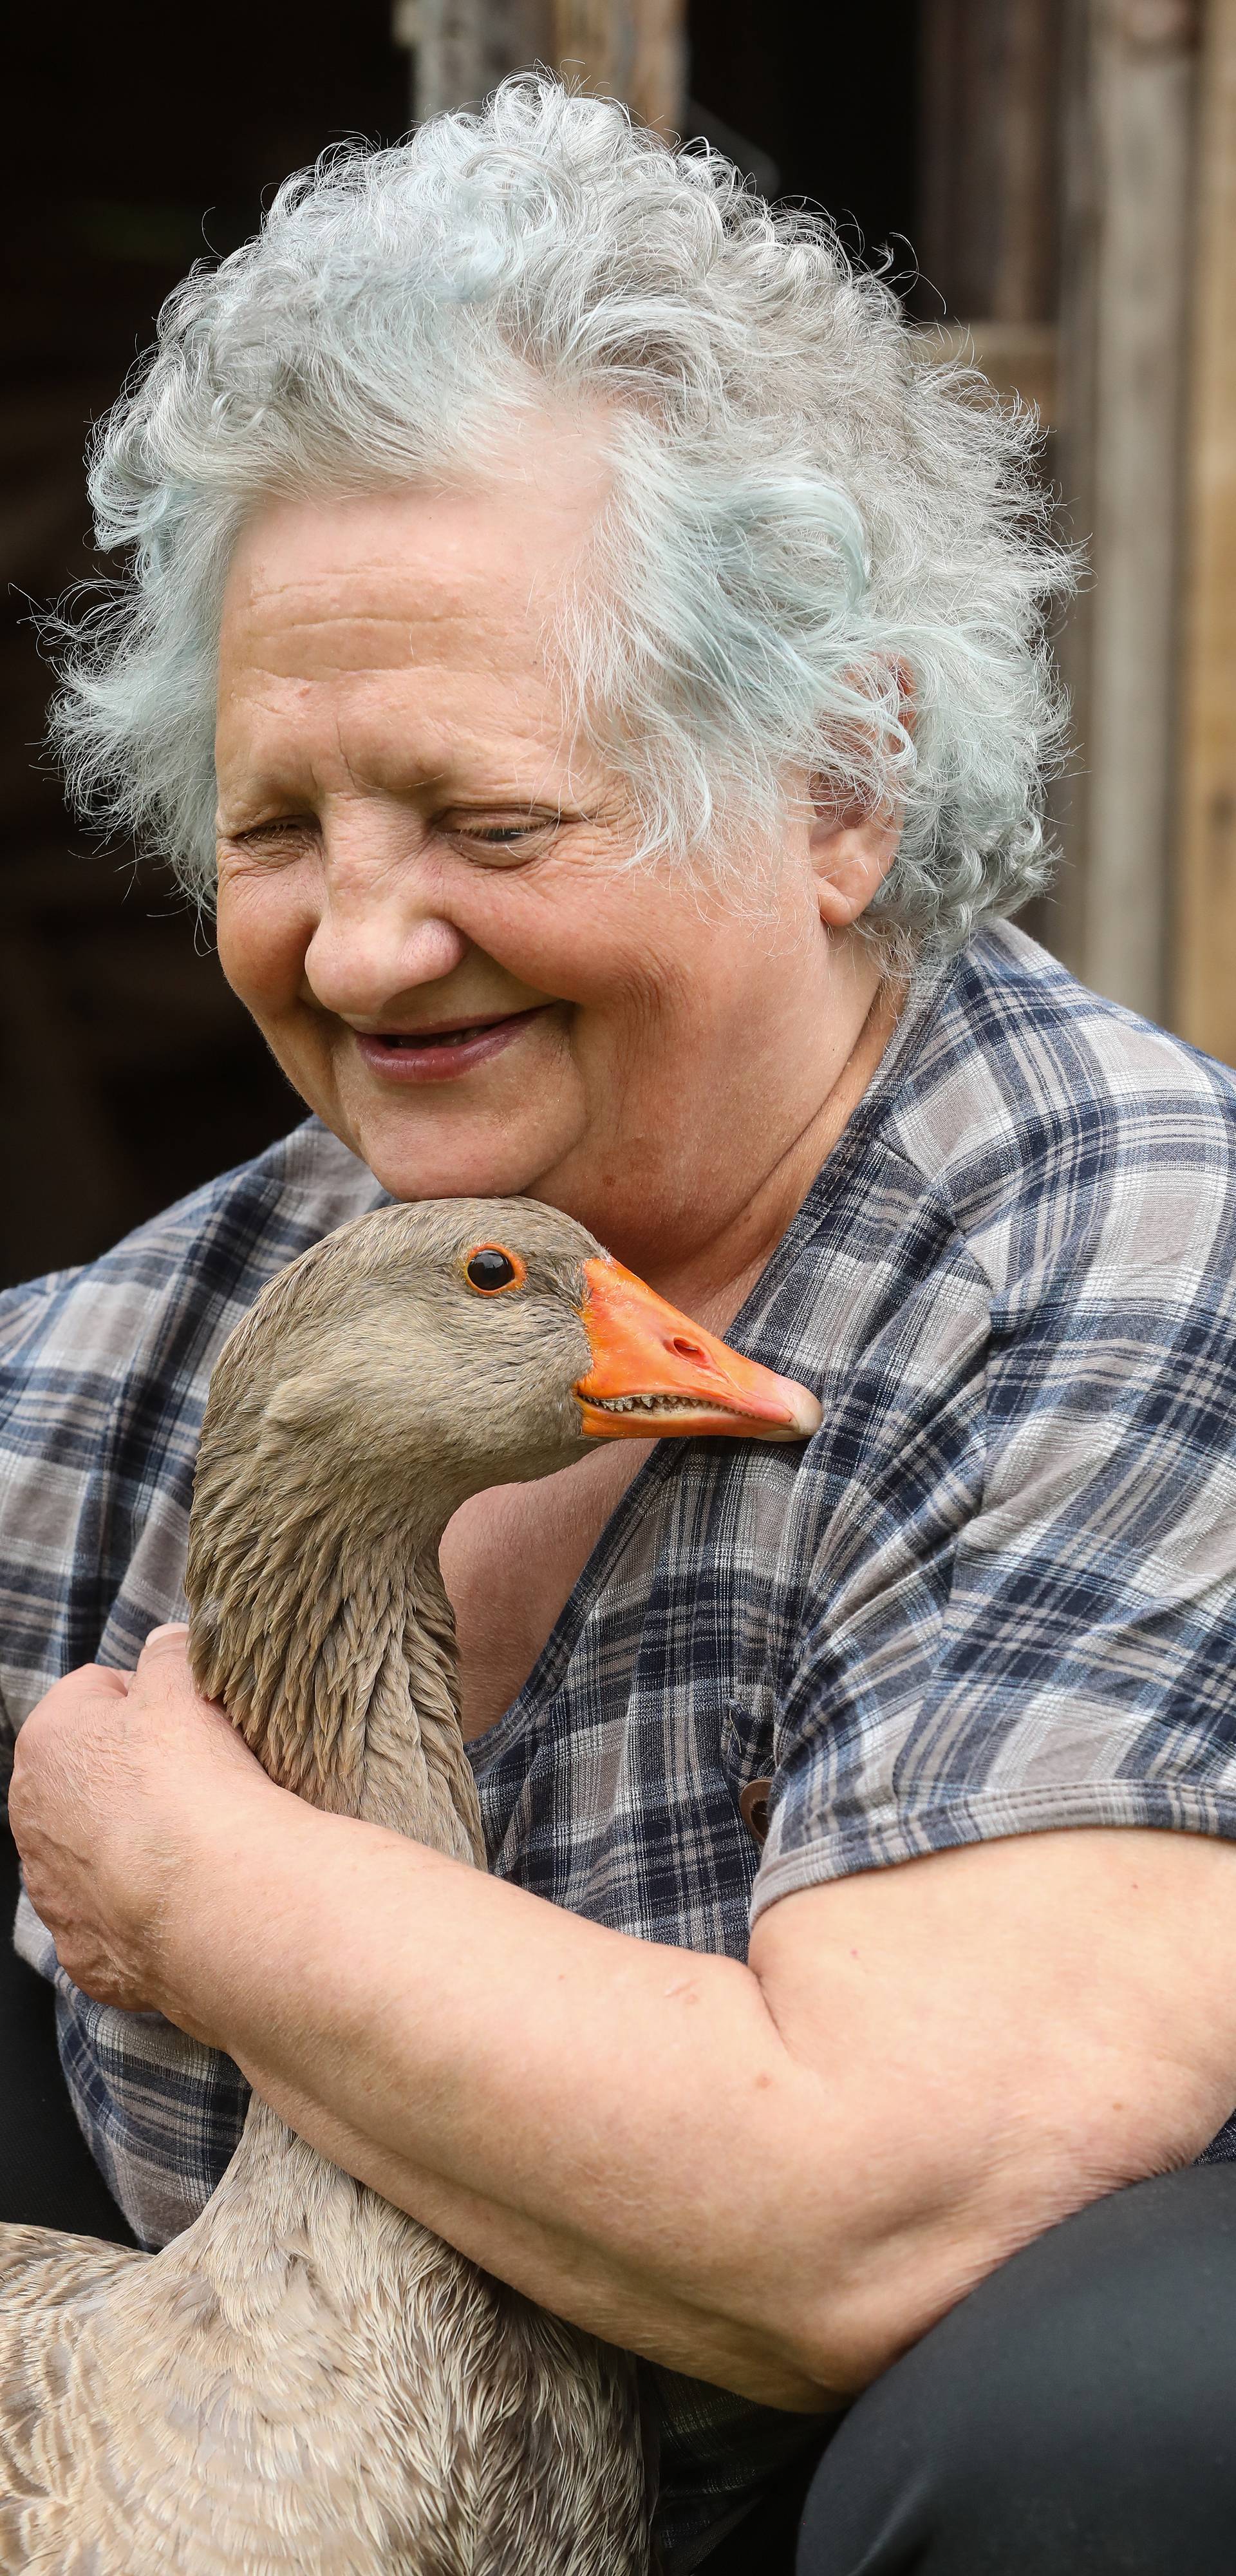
top-left (0, 2218), bottom-right (142, 2313)
top-left (0, 2223), bottom-right (145, 2571)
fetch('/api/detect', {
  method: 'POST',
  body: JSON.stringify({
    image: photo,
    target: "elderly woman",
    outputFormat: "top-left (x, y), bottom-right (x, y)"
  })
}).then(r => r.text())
top-left (6, 75), bottom-right (1236, 2576)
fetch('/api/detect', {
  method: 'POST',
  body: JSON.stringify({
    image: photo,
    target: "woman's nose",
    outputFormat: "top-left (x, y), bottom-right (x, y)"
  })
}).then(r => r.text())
top-left (303, 903), bottom-right (469, 1018)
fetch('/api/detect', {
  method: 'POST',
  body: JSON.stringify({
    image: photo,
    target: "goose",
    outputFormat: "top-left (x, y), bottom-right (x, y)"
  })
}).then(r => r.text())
top-left (0, 1198), bottom-right (819, 2575)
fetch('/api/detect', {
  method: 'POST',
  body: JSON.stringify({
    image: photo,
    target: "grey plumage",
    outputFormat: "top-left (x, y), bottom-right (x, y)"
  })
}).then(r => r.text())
top-left (0, 1201), bottom-right (649, 2574)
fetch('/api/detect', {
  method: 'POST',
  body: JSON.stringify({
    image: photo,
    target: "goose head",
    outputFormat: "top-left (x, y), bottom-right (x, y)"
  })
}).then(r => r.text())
top-left (194, 1197), bottom-right (821, 1557)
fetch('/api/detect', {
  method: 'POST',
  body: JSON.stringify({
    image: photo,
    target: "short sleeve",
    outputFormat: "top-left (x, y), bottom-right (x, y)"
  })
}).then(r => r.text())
top-left (752, 1153), bottom-right (1236, 1921)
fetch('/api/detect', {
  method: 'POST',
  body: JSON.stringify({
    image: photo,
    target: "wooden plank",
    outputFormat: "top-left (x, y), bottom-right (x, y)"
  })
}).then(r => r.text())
top-left (1053, 0), bottom-right (1197, 1019)
top-left (997, 0), bottom-right (1067, 320)
top-left (1173, 0), bottom-right (1236, 1058)
top-left (553, 0), bottom-right (685, 131)
top-left (405, 0), bottom-right (685, 128)
top-left (916, 0), bottom-right (1063, 326)
top-left (409, 1), bottom-right (554, 117)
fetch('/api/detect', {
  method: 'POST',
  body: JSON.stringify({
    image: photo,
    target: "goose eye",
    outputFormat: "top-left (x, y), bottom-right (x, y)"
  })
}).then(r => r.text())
top-left (464, 1245), bottom-right (524, 1294)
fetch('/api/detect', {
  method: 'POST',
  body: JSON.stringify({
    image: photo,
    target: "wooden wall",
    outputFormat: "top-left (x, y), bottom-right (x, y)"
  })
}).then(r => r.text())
top-left (917, 0), bottom-right (1236, 1066)
top-left (1055, 0), bottom-right (1198, 1023)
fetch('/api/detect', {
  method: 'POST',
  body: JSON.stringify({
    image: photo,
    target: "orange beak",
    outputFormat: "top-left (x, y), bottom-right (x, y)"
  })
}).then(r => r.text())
top-left (575, 1258), bottom-right (822, 1443)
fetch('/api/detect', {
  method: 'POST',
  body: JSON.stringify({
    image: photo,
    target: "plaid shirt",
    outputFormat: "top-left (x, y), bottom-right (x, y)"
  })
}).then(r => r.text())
top-left (7, 921), bottom-right (1236, 2568)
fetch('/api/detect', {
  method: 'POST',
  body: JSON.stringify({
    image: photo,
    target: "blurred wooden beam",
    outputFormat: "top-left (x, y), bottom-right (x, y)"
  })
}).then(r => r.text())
top-left (1054, 0), bottom-right (1197, 1019)
top-left (922, 320), bottom-right (1061, 422)
top-left (553, 0), bottom-right (686, 131)
top-left (400, 1), bottom-right (552, 116)
top-left (401, 0), bottom-right (686, 129)
top-left (918, 0), bottom-right (1063, 325)
top-left (1173, 0), bottom-right (1236, 1057)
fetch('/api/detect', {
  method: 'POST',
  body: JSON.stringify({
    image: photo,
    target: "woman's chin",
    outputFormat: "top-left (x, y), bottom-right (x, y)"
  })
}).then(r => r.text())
top-left (308, 1020), bottom-right (586, 1205)
top-left (348, 1113), bottom-right (580, 1209)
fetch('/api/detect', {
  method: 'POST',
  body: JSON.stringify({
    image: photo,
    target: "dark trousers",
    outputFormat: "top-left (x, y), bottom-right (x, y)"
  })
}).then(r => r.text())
top-left (702, 2162), bottom-right (1236, 2574)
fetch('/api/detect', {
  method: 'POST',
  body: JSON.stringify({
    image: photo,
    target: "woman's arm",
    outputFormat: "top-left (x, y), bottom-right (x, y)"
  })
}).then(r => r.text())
top-left (14, 1627), bottom-right (1236, 2406)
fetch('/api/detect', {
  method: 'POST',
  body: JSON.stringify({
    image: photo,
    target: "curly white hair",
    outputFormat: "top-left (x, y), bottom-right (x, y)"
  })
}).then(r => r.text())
top-left (48, 75), bottom-right (1075, 956)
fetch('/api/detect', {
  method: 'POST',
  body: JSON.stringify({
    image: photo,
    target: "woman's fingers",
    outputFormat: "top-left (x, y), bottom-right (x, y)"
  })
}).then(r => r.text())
top-left (55, 1660), bottom-right (131, 1701)
top-left (140, 1620), bottom-right (191, 1656)
top-left (8, 1629), bottom-right (270, 2012)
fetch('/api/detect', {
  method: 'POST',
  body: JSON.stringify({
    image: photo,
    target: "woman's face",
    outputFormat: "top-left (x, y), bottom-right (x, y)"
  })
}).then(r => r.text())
top-left (214, 424), bottom-right (888, 1274)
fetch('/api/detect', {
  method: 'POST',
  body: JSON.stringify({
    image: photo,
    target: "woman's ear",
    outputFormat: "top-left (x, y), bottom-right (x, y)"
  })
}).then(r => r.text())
top-left (809, 665), bottom-right (913, 929)
top-left (809, 791), bottom-right (903, 929)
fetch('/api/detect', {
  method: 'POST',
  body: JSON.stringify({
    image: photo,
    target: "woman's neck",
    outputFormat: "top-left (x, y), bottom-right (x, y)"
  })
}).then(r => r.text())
top-left (630, 974), bottom-right (904, 1329)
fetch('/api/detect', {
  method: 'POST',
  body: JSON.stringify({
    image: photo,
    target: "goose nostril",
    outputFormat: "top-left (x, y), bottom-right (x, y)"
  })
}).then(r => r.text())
top-left (670, 1336), bottom-right (707, 1361)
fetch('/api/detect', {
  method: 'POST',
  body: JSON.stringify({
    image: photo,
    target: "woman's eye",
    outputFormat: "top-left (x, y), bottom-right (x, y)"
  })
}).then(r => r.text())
top-left (225, 819), bottom-right (318, 862)
top-left (447, 815), bottom-right (557, 859)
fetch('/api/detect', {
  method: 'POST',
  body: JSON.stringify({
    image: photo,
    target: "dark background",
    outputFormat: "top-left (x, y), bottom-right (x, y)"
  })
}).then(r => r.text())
top-left (1, 0), bottom-right (1002, 1288)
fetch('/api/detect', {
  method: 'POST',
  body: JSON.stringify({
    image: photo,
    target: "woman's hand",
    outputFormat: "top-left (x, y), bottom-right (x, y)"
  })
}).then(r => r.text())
top-left (8, 1627), bottom-right (274, 2018)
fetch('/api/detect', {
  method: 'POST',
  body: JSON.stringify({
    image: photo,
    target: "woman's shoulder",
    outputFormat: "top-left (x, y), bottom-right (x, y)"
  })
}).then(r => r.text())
top-left (0, 1119), bottom-right (384, 1735)
top-left (875, 923), bottom-right (1236, 1302)
top-left (1, 1117), bottom-right (382, 1378)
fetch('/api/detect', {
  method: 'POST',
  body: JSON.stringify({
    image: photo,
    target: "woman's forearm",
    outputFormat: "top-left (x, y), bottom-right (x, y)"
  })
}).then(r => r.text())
top-left (23, 1654), bottom-right (1213, 2414)
top-left (165, 1783), bottom-right (840, 2406)
top-left (12, 1648), bottom-right (857, 2398)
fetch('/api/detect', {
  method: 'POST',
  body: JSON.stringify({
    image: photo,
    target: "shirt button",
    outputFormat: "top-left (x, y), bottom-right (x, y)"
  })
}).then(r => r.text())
top-left (740, 1778), bottom-right (772, 1846)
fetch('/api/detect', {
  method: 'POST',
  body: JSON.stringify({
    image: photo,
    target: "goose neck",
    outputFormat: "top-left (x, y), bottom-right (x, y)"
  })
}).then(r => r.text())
top-left (187, 1513), bottom-right (483, 1861)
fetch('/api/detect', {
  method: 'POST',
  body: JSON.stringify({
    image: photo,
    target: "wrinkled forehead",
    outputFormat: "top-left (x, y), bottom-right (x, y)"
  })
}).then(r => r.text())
top-left (219, 421), bottom-right (615, 674)
top-left (214, 454), bottom-right (616, 813)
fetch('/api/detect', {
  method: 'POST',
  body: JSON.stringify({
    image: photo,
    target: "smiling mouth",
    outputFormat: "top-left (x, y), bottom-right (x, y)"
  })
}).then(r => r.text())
top-left (369, 1011), bottom-right (540, 1050)
top-left (354, 1008), bottom-right (547, 1079)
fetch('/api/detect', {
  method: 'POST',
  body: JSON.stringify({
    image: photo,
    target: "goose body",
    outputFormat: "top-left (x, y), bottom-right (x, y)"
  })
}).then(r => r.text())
top-left (0, 1199), bottom-right (818, 2572)
top-left (0, 2108), bottom-right (641, 2572)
